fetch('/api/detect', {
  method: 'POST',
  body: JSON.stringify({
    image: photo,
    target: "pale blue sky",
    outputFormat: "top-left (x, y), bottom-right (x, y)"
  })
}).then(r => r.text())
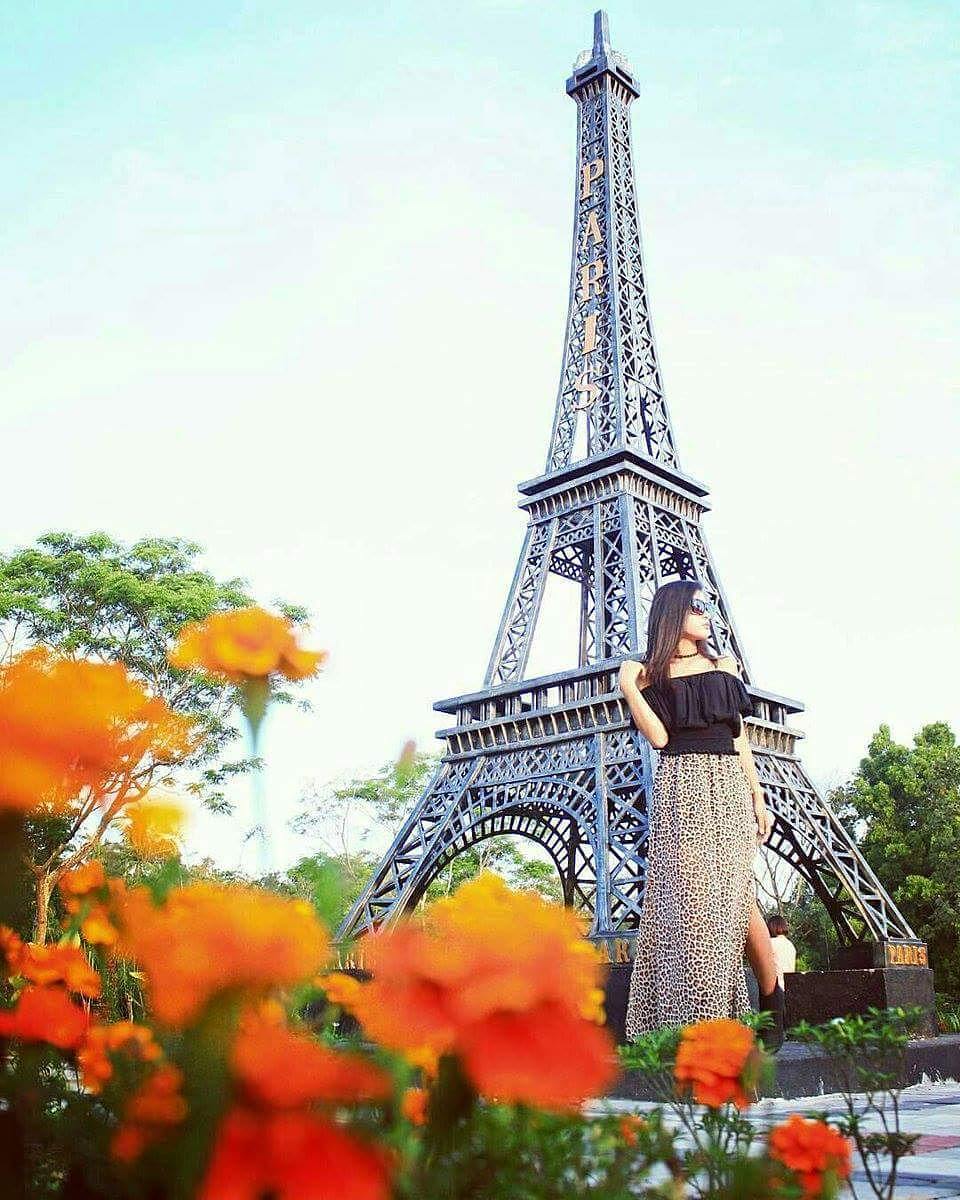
top-left (2, 2), bottom-right (958, 871)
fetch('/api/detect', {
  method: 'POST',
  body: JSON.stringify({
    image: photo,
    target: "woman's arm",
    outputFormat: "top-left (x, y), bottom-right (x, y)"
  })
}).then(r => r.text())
top-left (618, 660), bottom-right (669, 749)
top-left (718, 655), bottom-right (772, 843)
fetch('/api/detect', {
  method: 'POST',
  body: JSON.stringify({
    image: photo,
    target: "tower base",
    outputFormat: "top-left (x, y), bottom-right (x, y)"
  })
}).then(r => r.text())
top-left (604, 962), bottom-right (938, 1044)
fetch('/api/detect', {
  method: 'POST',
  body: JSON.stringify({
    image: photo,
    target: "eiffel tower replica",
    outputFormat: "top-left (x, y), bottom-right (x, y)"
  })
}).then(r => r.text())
top-left (340, 12), bottom-right (924, 969)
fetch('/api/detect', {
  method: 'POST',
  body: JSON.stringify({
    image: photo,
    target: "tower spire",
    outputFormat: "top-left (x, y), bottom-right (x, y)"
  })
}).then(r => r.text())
top-left (593, 10), bottom-right (610, 57)
top-left (568, 9), bottom-right (637, 98)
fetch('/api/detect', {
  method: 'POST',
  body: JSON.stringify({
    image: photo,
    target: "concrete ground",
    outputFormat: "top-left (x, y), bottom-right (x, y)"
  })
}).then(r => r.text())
top-left (587, 1079), bottom-right (960, 1198)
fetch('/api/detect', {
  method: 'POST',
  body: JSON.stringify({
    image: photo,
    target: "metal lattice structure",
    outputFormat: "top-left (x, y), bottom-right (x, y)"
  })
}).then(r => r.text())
top-left (339, 12), bottom-right (920, 960)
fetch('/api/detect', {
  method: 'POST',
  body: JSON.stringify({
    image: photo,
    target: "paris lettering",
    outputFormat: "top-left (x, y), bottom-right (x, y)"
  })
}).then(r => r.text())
top-left (884, 942), bottom-right (928, 968)
top-left (574, 156), bottom-right (605, 410)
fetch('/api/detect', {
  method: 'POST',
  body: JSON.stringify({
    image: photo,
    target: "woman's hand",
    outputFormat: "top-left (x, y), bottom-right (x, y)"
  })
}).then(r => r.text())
top-left (618, 659), bottom-right (646, 691)
top-left (753, 794), bottom-right (772, 843)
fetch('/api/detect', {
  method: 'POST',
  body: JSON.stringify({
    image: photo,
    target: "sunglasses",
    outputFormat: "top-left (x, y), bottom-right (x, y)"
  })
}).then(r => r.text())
top-left (689, 597), bottom-right (718, 617)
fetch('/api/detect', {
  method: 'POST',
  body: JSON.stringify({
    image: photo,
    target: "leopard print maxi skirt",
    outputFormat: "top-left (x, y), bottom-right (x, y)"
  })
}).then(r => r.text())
top-left (625, 752), bottom-right (758, 1038)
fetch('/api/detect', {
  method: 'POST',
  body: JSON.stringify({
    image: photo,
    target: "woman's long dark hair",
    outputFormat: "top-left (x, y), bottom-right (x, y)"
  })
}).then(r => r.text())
top-left (641, 579), bottom-right (718, 688)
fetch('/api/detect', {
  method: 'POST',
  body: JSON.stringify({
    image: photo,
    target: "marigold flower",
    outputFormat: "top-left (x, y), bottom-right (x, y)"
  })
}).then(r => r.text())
top-left (458, 999), bottom-right (617, 1109)
top-left (122, 794), bottom-right (186, 858)
top-left (402, 1043), bottom-right (440, 1079)
top-left (231, 1013), bottom-right (391, 1109)
top-left (618, 1114), bottom-right (647, 1147)
top-left (18, 943), bottom-right (102, 998)
top-left (198, 1107), bottom-right (391, 1200)
top-left (400, 1087), bottom-right (428, 1126)
top-left (80, 906), bottom-right (119, 947)
top-left (168, 607), bottom-right (326, 684)
top-left (674, 1018), bottom-right (759, 1109)
top-left (58, 863), bottom-right (121, 944)
top-left (340, 873), bottom-right (617, 1109)
top-left (769, 1114), bottom-right (853, 1196)
top-left (0, 649), bottom-right (193, 813)
top-left (317, 970), bottom-right (364, 1008)
top-left (78, 1021), bottom-right (163, 1093)
top-left (0, 985), bottom-right (90, 1050)
top-left (59, 860), bottom-right (107, 903)
top-left (0, 926), bottom-right (24, 973)
top-left (116, 882), bottom-right (330, 1026)
top-left (111, 1065), bottom-right (187, 1163)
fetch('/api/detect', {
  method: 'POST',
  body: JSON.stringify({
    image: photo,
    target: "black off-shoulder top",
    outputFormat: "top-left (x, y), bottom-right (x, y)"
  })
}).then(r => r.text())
top-left (640, 664), bottom-right (754, 756)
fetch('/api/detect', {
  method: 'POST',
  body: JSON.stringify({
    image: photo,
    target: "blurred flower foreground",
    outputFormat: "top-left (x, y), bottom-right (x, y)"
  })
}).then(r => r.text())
top-left (0, 608), bottom-right (859, 1200)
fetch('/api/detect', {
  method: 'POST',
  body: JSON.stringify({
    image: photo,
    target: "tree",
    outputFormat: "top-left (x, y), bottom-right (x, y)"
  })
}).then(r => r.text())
top-left (0, 531), bottom-right (309, 940)
top-left (838, 721), bottom-right (960, 997)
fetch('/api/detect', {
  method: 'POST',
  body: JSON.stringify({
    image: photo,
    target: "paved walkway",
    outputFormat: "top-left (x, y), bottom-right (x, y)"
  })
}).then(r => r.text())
top-left (588, 1080), bottom-right (960, 1198)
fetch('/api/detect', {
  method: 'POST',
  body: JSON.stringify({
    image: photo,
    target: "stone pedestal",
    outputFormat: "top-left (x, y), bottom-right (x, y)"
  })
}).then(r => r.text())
top-left (783, 966), bottom-right (936, 1036)
top-left (603, 963), bottom-right (938, 1044)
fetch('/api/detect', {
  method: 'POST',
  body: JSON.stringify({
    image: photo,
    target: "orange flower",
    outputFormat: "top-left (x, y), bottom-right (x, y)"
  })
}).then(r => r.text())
top-left (168, 607), bottom-right (326, 684)
top-left (198, 1107), bottom-right (391, 1200)
top-left (317, 970), bottom-right (364, 1009)
top-left (231, 1012), bottom-right (391, 1109)
top-left (116, 882), bottom-right (329, 1026)
top-left (18, 943), bottom-right (101, 998)
top-left (111, 1065), bottom-right (187, 1163)
top-left (338, 873), bottom-right (617, 1109)
top-left (674, 1018), bottom-right (759, 1109)
top-left (0, 649), bottom-right (193, 813)
top-left (402, 1043), bottom-right (439, 1080)
top-left (80, 906), bottom-right (119, 947)
top-left (769, 1114), bottom-right (853, 1196)
top-left (122, 794), bottom-right (185, 858)
top-left (78, 1021), bottom-right (163, 1093)
top-left (618, 1114), bottom-right (647, 1147)
top-left (458, 1000), bottom-right (617, 1109)
top-left (59, 860), bottom-right (107, 903)
top-left (58, 863), bottom-right (122, 945)
top-left (400, 1087), bottom-right (428, 1126)
top-left (0, 926), bottom-right (24, 973)
top-left (0, 986), bottom-right (90, 1050)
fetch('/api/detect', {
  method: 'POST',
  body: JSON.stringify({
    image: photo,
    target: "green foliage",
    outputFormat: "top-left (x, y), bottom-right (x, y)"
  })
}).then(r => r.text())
top-left (935, 991), bottom-right (960, 1033)
top-left (394, 1057), bottom-right (683, 1200)
top-left (834, 722), bottom-right (960, 997)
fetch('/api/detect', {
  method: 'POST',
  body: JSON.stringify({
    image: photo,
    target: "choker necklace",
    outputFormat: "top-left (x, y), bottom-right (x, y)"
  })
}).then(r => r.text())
top-left (672, 650), bottom-right (700, 659)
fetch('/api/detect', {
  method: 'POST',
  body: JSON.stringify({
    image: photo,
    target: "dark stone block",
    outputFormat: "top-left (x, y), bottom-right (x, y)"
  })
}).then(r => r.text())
top-left (606, 961), bottom-right (948, 1101)
top-left (784, 967), bottom-right (937, 1036)
top-left (605, 964), bottom-right (937, 1043)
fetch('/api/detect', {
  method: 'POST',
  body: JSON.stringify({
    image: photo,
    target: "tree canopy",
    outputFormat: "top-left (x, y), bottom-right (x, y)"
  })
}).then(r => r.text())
top-left (838, 720), bottom-right (960, 997)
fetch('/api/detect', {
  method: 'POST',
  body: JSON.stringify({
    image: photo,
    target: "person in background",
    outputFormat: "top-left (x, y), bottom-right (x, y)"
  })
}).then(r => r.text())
top-left (767, 913), bottom-right (797, 988)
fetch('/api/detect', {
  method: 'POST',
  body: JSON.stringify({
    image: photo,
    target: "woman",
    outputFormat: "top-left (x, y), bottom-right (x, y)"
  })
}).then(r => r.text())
top-left (767, 914), bottom-right (797, 989)
top-left (620, 579), bottom-right (785, 1051)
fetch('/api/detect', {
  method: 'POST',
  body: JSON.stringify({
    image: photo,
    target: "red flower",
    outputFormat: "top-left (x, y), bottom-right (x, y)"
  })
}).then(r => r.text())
top-left (198, 1107), bottom-right (391, 1200)
top-left (458, 1000), bottom-right (617, 1110)
top-left (0, 986), bottom-right (90, 1050)
top-left (769, 1114), bottom-right (853, 1196)
top-left (232, 1013), bottom-right (391, 1109)
top-left (400, 1088), bottom-right (428, 1126)
top-left (338, 873), bottom-right (617, 1110)
top-left (18, 943), bottom-right (102, 998)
